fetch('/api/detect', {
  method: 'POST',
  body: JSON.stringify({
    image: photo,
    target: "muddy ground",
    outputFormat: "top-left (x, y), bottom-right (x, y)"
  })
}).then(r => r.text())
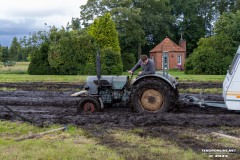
top-left (0, 82), bottom-right (239, 159)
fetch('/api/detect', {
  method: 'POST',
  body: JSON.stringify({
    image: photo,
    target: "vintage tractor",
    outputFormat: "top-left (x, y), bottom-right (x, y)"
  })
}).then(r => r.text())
top-left (71, 51), bottom-right (179, 113)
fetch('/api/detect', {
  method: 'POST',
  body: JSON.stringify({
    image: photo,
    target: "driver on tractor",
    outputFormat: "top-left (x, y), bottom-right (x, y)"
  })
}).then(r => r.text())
top-left (128, 55), bottom-right (155, 76)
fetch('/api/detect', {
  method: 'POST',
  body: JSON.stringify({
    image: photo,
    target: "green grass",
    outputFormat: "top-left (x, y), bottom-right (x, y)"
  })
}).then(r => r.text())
top-left (168, 71), bottom-right (225, 82)
top-left (0, 62), bottom-right (225, 82)
top-left (109, 129), bottom-right (209, 160)
top-left (0, 121), bottom-right (122, 160)
top-left (179, 88), bottom-right (222, 94)
top-left (0, 74), bottom-right (88, 83)
top-left (123, 71), bottom-right (225, 82)
top-left (0, 72), bottom-right (225, 83)
top-left (0, 121), bottom-right (210, 160)
top-left (0, 62), bottom-right (29, 74)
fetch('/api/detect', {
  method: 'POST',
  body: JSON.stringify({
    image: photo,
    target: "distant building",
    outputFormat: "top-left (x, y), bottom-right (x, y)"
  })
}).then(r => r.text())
top-left (149, 37), bottom-right (186, 70)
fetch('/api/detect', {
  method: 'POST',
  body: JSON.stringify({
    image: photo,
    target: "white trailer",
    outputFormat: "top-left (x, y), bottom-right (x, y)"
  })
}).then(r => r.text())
top-left (223, 46), bottom-right (240, 110)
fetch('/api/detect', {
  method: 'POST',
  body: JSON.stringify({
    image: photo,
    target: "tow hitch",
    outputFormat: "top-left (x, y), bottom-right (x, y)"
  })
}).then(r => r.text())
top-left (182, 95), bottom-right (227, 109)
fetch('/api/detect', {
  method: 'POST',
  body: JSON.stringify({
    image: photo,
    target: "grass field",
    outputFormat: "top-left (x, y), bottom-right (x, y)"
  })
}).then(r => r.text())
top-left (0, 62), bottom-right (225, 83)
top-left (0, 121), bottom-right (210, 160)
top-left (0, 62), bottom-right (29, 74)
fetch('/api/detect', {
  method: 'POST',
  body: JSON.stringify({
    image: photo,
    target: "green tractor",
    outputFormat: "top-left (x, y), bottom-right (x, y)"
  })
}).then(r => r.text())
top-left (71, 52), bottom-right (179, 113)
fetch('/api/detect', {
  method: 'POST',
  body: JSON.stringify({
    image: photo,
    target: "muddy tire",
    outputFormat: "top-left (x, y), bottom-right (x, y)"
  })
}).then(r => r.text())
top-left (78, 96), bottom-right (101, 114)
top-left (131, 78), bottom-right (177, 113)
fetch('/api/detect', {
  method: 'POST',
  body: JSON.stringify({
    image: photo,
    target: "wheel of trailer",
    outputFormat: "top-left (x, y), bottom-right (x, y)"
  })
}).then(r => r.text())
top-left (131, 78), bottom-right (177, 113)
top-left (78, 96), bottom-right (101, 114)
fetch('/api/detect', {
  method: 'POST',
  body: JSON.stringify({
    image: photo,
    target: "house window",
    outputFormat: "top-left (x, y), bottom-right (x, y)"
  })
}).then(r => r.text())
top-left (177, 55), bottom-right (182, 65)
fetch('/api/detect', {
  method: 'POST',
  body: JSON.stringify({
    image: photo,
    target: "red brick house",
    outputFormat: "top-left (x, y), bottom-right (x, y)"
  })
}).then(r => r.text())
top-left (149, 37), bottom-right (186, 70)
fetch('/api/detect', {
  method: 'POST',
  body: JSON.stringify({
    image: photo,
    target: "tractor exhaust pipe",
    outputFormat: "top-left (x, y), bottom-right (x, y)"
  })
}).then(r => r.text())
top-left (96, 49), bottom-right (101, 88)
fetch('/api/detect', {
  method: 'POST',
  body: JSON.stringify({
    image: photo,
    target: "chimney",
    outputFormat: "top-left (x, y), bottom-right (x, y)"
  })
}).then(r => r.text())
top-left (179, 39), bottom-right (186, 50)
top-left (179, 33), bottom-right (186, 50)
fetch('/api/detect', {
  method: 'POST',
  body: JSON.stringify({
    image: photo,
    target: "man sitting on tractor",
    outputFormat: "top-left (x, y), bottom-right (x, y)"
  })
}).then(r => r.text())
top-left (128, 55), bottom-right (155, 76)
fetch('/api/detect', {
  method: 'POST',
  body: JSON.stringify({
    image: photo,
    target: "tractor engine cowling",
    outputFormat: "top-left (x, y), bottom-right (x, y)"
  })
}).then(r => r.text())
top-left (85, 76), bottom-right (129, 104)
top-left (99, 88), bottom-right (129, 104)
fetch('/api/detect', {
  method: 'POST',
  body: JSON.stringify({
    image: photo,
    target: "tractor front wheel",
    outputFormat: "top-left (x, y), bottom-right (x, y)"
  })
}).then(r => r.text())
top-left (78, 96), bottom-right (101, 114)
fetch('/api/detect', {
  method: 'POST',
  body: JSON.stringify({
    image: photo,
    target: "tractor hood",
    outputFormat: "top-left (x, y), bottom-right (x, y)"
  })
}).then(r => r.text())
top-left (85, 76), bottom-right (129, 94)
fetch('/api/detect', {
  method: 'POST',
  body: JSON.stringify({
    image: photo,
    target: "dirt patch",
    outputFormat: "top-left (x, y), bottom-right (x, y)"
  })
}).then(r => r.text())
top-left (0, 81), bottom-right (222, 91)
top-left (0, 82), bottom-right (238, 127)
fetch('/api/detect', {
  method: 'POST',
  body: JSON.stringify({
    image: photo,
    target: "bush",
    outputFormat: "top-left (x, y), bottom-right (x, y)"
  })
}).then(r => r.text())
top-left (84, 61), bottom-right (96, 75)
top-left (185, 37), bottom-right (232, 75)
top-left (28, 42), bottom-right (57, 75)
top-left (121, 52), bottom-right (136, 71)
top-left (101, 48), bottom-right (123, 75)
top-left (48, 30), bottom-right (96, 75)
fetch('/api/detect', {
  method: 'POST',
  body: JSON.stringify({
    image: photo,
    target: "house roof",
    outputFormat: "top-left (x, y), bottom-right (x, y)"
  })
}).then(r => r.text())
top-left (150, 37), bottom-right (185, 53)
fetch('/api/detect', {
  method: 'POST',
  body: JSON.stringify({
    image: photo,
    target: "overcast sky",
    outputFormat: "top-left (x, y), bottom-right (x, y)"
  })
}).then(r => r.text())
top-left (0, 0), bottom-right (88, 47)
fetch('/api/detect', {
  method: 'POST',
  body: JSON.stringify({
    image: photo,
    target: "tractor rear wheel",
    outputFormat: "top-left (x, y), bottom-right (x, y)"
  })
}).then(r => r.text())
top-left (131, 78), bottom-right (177, 113)
top-left (78, 96), bottom-right (101, 114)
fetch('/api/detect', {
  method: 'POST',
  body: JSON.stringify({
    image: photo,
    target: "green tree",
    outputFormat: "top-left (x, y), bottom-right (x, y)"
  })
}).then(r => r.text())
top-left (88, 13), bottom-right (120, 53)
top-left (111, 5), bottom-right (144, 59)
top-left (101, 48), bottom-right (123, 75)
top-left (1, 46), bottom-right (9, 62)
top-left (80, 0), bottom-right (145, 60)
top-left (185, 10), bottom-right (240, 74)
top-left (48, 28), bottom-right (96, 75)
top-left (185, 37), bottom-right (232, 74)
top-left (135, 0), bottom-right (174, 53)
top-left (80, 0), bottom-right (176, 65)
top-left (70, 18), bottom-right (81, 30)
top-left (0, 45), bottom-right (3, 62)
top-left (170, 0), bottom-right (214, 55)
top-left (28, 42), bottom-right (57, 75)
top-left (88, 13), bottom-right (123, 74)
top-left (121, 51), bottom-right (136, 71)
top-left (9, 37), bottom-right (21, 61)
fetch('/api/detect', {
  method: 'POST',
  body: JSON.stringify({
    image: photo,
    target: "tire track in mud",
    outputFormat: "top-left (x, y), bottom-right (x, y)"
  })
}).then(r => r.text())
top-left (0, 82), bottom-right (239, 127)
top-left (0, 82), bottom-right (222, 91)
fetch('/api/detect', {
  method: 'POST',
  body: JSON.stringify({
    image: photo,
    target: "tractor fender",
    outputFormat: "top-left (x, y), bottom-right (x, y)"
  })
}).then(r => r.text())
top-left (71, 90), bottom-right (89, 97)
top-left (132, 74), bottom-right (177, 90)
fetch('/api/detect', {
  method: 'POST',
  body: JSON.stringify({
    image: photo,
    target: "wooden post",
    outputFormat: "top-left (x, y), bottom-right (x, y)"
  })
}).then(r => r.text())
top-left (15, 126), bottom-right (67, 142)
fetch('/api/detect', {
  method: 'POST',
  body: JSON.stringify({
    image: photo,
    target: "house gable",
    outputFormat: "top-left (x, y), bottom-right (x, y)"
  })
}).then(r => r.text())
top-left (149, 37), bottom-right (186, 70)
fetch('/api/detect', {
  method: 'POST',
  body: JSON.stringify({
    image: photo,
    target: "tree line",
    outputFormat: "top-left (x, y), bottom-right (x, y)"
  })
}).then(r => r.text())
top-left (0, 0), bottom-right (240, 75)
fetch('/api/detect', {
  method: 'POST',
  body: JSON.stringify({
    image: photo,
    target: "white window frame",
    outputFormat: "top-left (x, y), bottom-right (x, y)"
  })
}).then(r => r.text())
top-left (177, 55), bottom-right (182, 65)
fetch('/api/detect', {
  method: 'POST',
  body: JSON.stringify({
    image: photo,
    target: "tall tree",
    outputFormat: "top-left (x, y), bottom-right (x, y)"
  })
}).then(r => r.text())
top-left (88, 13), bottom-right (123, 74)
top-left (80, 0), bottom-right (145, 58)
top-left (0, 45), bottom-right (3, 62)
top-left (134, 0), bottom-right (174, 52)
top-left (70, 18), bottom-right (81, 30)
top-left (80, 0), bottom-right (175, 59)
top-left (47, 27), bottom-right (97, 75)
top-left (1, 46), bottom-right (9, 62)
top-left (9, 37), bottom-right (21, 61)
top-left (185, 10), bottom-right (240, 74)
top-left (88, 13), bottom-right (120, 53)
top-left (170, 0), bottom-right (214, 55)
